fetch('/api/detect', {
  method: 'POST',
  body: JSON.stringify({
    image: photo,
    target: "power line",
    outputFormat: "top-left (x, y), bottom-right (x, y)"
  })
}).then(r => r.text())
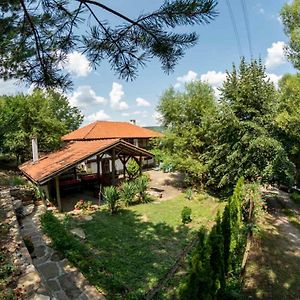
top-left (241, 0), bottom-right (253, 58)
top-left (225, 0), bottom-right (243, 58)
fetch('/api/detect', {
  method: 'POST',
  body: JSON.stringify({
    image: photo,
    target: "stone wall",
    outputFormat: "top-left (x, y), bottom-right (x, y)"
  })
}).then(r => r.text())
top-left (0, 189), bottom-right (51, 299)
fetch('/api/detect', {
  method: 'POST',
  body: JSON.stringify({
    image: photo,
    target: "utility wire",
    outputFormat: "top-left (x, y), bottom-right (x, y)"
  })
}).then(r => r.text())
top-left (225, 0), bottom-right (243, 58)
top-left (241, 0), bottom-right (253, 58)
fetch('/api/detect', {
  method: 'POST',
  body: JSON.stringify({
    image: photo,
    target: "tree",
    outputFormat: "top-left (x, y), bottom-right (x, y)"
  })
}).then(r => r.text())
top-left (205, 59), bottom-right (295, 191)
top-left (276, 74), bottom-right (300, 184)
top-left (281, 0), bottom-right (300, 69)
top-left (0, 89), bottom-right (83, 163)
top-left (1, 0), bottom-right (218, 90)
top-left (156, 81), bottom-right (217, 184)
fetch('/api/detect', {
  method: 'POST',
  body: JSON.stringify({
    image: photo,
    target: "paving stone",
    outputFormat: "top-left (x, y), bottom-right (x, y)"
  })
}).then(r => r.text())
top-left (34, 245), bottom-right (46, 258)
top-left (53, 290), bottom-right (69, 300)
top-left (50, 252), bottom-right (63, 262)
top-left (78, 293), bottom-right (89, 300)
top-left (28, 293), bottom-right (51, 300)
top-left (37, 262), bottom-right (60, 280)
top-left (23, 204), bottom-right (35, 216)
top-left (46, 279), bottom-right (60, 292)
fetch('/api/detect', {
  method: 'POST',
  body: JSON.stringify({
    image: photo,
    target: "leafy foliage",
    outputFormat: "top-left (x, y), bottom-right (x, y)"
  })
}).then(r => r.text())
top-left (180, 178), bottom-right (259, 298)
top-left (0, 89), bottom-right (83, 163)
top-left (119, 181), bottom-right (137, 206)
top-left (181, 206), bottom-right (192, 224)
top-left (103, 186), bottom-right (120, 214)
top-left (156, 59), bottom-right (296, 192)
top-left (155, 81), bottom-right (216, 185)
top-left (0, 0), bottom-right (218, 89)
top-left (134, 175), bottom-right (150, 203)
top-left (281, 0), bottom-right (300, 70)
top-left (126, 158), bottom-right (140, 180)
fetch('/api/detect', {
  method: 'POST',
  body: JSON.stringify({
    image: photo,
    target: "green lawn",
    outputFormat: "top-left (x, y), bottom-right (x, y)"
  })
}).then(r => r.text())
top-left (63, 193), bottom-right (224, 298)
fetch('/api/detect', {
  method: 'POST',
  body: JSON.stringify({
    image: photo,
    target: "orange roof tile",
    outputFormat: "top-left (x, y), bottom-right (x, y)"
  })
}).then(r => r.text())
top-left (61, 121), bottom-right (162, 141)
top-left (19, 139), bottom-right (154, 184)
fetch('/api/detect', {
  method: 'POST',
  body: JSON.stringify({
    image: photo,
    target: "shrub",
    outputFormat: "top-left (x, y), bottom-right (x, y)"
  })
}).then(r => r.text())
top-left (181, 206), bottom-right (192, 224)
top-left (185, 187), bottom-right (193, 200)
top-left (127, 158), bottom-right (140, 179)
top-left (103, 186), bottom-right (120, 214)
top-left (119, 181), bottom-right (137, 206)
top-left (134, 175), bottom-right (149, 203)
top-left (291, 191), bottom-right (300, 205)
top-left (74, 200), bottom-right (92, 211)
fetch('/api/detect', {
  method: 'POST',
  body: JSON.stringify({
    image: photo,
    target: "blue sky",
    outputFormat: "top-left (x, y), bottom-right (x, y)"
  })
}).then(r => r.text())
top-left (0, 0), bottom-right (295, 126)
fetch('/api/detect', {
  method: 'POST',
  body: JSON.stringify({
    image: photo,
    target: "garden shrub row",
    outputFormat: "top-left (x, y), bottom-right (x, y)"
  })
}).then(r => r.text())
top-left (179, 178), bottom-right (262, 299)
top-left (103, 175), bottom-right (150, 214)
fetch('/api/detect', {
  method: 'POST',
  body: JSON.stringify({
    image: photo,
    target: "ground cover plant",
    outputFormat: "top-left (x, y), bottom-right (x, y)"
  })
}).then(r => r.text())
top-left (41, 192), bottom-right (224, 299)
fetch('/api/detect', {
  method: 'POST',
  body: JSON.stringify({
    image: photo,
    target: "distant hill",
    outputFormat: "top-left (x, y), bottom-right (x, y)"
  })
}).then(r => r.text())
top-left (144, 126), bottom-right (165, 133)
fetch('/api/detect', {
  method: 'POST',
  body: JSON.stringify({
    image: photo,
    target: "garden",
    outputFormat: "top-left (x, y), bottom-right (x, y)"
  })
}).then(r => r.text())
top-left (41, 174), bottom-right (225, 299)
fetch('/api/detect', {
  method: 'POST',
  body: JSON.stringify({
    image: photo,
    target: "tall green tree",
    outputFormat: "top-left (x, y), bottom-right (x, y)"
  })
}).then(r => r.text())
top-left (205, 59), bottom-right (295, 191)
top-left (0, 0), bottom-right (217, 89)
top-left (281, 0), bottom-right (300, 69)
top-left (156, 81), bottom-right (217, 184)
top-left (0, 89), bottom-right (83, 163)
top-left (276, 74), bottom-right (300, 184)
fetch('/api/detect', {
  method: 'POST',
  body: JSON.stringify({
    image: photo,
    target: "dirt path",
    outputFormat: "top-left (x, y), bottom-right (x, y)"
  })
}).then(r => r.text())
top-left (243, 188), bottom-right (300, 299)
top-left (145, 170), bottom-right (184, 200)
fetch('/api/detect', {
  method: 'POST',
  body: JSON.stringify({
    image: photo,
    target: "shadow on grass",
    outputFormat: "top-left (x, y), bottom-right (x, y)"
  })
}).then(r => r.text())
top-left (80, 209), bottom-right (190, 298)
top-left (243, 198), bottom-right (300, 299)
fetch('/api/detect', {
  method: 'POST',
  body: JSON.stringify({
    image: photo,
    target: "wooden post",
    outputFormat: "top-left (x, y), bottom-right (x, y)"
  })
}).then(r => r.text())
top-left (96, 155), bottom-right (100, 179)
top-left (112, 148), bottom-right (116, 185)
top-left (139, 156), bottom-right (142, 174)
top-left (55, 176), bottom-right (62, 212)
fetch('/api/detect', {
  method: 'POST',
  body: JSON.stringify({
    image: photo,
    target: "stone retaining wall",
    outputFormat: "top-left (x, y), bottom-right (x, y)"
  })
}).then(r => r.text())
top-left (0, 189), bottom-right (51, 299)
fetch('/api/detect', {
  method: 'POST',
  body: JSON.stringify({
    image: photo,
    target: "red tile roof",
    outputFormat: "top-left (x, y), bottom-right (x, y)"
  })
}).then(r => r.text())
top-left (19, 139), bottom-right (154, 184)
top-left (61, 121), bottom-right (162, 141)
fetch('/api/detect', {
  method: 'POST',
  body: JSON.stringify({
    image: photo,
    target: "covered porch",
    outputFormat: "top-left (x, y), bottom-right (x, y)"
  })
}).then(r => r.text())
top-left (19, 139), bottom-right (154, 212)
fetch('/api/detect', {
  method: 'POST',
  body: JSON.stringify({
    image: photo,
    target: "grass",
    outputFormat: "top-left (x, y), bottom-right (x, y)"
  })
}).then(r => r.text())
top-left (0, 209), bottom-right (16, 300)
top-left (42, 193), bottom-right (224, 299)
top-left (243, 210), bottom-right (300, 299)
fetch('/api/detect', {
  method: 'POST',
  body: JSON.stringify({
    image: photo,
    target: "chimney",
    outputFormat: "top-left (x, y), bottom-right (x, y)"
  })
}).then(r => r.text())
top-left (32, 137), bottom-right (39, 162)
top-left (130, 119), bottom-right (136, 125)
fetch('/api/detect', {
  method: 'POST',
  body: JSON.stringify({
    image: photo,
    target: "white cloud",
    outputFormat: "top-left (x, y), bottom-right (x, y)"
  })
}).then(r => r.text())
top-left (64, 51), bottom-right (91, 77)
top-left (109, 82), bottom-right (129, 110)
top-left (0, 79), bottom-right (21, 95)
top-left (136, 97), bottom-right (151, 107)
top-left (200, 71), bottom-right (227, 87)
top-left (175, 70), bottom-right (198, 88)
top-left (265, 41), bottom-right (286, 69)
top-left (86, 110), bottom-right (110, 122)
top-left (266, 73), bottom-right (282, 88)
top-left (69, 85), bottom-right (106, 108)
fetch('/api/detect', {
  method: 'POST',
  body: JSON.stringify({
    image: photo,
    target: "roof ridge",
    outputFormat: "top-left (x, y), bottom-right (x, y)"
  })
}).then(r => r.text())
top-left (84, 121), bottom-right (98, 139)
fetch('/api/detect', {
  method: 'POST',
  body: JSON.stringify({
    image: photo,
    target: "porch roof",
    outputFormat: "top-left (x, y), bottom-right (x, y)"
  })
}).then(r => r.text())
top-left (19, 139), bottom-right (154, 185)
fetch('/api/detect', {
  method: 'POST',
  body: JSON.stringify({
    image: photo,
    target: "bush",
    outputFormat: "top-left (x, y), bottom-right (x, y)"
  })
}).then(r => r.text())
top-left (74, 199), bottom-right (92, 211)
top-left (134, 175), bottom-right (149, 203)
top-left (119, 181), bottom-right (137, 206)
top-left (127, 158), bottom-right (140, 179)
top-left (185, 187), bottom-right (193, 200)
top-left (291, 191), bottom-right (300, 205)
top-left (103, 186), bottom-right (120, 214)
top-left (181, 206), bottom-right (192, 224)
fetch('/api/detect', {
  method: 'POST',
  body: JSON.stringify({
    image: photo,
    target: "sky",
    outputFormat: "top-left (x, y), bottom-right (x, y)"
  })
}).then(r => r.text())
top-left (0, 0), bottom-right (296, 127)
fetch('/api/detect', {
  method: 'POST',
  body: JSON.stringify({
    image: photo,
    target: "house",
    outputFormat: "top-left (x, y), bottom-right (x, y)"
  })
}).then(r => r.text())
top-left (61, 120), bottom-right (162, 174)
top-left (19, 121), bottom-right (161, 211)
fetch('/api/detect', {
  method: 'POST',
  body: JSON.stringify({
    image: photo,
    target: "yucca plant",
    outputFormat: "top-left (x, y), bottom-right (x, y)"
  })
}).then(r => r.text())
top-left (103, 186), bottom-right (120, 214)
top-left (120, 181), bottom-right (137, 206)
top-left (134, 175), bottom-right (149, 203)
